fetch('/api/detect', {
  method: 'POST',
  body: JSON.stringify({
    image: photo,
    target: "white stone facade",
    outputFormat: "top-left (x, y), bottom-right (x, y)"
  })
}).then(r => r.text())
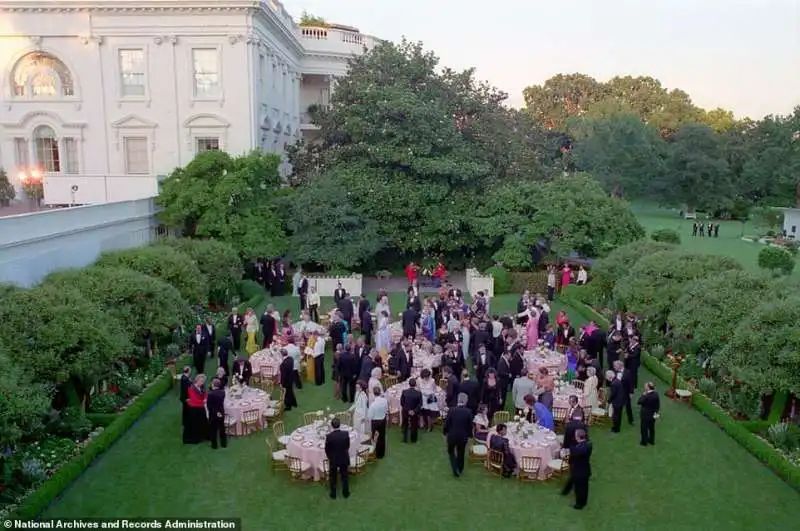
top-left (0, 0), bottom-right (379, 205)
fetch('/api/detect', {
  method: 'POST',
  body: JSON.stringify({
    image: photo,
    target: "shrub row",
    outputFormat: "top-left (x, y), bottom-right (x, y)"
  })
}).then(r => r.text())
top-left (560, 293), bottom-right (800, 492)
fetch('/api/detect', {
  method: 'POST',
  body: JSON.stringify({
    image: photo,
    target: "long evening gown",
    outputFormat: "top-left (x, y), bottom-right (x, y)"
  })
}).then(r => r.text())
top-left (526, 312), bottom-right (540, 349)
top-left (376, 316), bottom-right (391, 352)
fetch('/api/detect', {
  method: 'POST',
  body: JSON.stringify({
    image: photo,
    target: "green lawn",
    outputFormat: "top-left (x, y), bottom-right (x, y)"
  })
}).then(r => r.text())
top-left (43, 291), bottom-right (798, 530)
top-left (633, 204), bottom-right (798, 276)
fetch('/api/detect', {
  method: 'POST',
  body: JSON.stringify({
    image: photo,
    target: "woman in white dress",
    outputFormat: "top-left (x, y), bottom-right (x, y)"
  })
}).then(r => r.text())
top-left (376, 310), bottom-right (392, 353)
top-left (375, 295), bottom-right (391, 322)
top-left (368, 367), bottom-right (383, 404)
top-left (349, 380), bottom-right (370, 439)
top-left (584, 366), bottom-right (599, 409)
top-left (419, 368), bottom-right (439, 431)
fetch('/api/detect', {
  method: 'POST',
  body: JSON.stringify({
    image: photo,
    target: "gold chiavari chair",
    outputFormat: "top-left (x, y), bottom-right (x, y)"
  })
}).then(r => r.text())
top-left (572, 380), bottom-right (585, 392)
top-left (349, 447), bottom-right (370, 475)
top-left (224, 414), bottom-right (238, 436)
top-left (261, 365), bottom-right (279, 383)
top-left (319, 459), bottom-right (330, 484)
top-left (286, 456), bottom-right (312, 479)
top-left (335, 411), bottom-right (352, 426)
top-left (241, 408), bottom-right (262, 435)
top-left (272, 420), bottom-right (290, 447)
top-left (304, 412), bottom-right (320, 425)
top-left (518, 456), bottom-right (543, 482)
top-left (250, 371), bottom-right (262, 388)
top-left (383, 374), bottom-right (399, 388)
top-left (492, 411), bottom-right (511, 425)
top-left (266, 437), bottom-right (287, 470)
top-left (438, 378), bottom-right (449, 391)
top-left (552, 407), bottom-right (569, 428)
top-left (548, 450), bottom-right (570, 479)
top-left (485, 449), bottom-right (504, 476)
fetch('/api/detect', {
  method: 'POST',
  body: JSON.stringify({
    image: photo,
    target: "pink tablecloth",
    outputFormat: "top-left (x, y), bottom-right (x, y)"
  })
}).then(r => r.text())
top-left (224, 387), bottom-right (271, 436)
top-left (487, 422), bottom-right (561, 479)
top-left (524, 351), bottom-right (567, 375)
top-left (385, 381), bottom-right (447, 417)
top-left (286, 423), bottom-right (360, 480)
top-left (250, 349), bottom-right (282, 379)
top-left (553, 386), bottom-right (586, 409)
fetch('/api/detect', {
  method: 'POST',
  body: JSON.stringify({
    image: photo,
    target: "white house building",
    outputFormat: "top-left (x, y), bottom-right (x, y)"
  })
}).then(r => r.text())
top-left (0, 0), bottom-right (379, 205)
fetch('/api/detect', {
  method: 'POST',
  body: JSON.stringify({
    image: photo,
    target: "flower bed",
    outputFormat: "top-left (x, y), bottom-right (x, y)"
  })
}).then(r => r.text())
top-left (560, 292), bottom-right (800, 491)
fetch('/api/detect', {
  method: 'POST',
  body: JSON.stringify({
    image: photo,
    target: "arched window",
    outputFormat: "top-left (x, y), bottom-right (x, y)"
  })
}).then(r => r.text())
top-left (33, 125), bottom-right (60, 172)
top-left (12, 52), bottom-right (74, 98)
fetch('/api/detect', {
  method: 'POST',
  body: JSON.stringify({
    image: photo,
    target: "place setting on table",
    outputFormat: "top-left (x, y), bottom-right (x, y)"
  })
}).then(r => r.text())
top-left (249, 347), bottom-right (283, 377)
top-left (224, 383), bottom-right (278, 436)
top-left (487, 418), bottom-right (562, 480)
top-left (523, 340), bottom-right (567, 374)
top-left (384, 380), bottom-right (447, 422)
top-left (284, 411), bottom-right (361, 481)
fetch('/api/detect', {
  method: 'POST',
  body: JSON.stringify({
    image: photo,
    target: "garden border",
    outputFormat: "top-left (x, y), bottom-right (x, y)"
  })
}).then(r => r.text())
top-left (10, 368), bottom-right (175, 520)
top-left (560, 293), bottom-right (800, 492)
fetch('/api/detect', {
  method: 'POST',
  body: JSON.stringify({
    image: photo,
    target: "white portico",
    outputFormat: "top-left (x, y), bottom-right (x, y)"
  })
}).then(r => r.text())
top-left (0, 0), bottom-right (379, 206)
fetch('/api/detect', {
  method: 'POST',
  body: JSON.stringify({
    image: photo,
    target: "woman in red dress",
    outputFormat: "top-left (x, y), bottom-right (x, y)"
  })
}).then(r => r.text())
top-left (183, 374), bottom-right (209, 444)
top-left (432, 262), bottom-right (447, 288)
top-left (405, 262), bottom-right (419, 286)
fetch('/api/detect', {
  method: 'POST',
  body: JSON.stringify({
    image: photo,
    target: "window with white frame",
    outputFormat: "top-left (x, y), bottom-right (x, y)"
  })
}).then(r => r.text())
top-left (62, 137), bottom-right (79, 174)
top-left (124, 137), bottom-right (149, 174)
top-left (33, 125), bottom-right (60, 172)
top-left (192, 49), bottom-right (220, 98)
top-left (12, 52), bottom-right (75, 98)
top-left (14, 138), bottom-right (30, 168)
top-left (195, 137), bottom-right (220, 154)
top-left (119, 49), bottom-right (146, 97)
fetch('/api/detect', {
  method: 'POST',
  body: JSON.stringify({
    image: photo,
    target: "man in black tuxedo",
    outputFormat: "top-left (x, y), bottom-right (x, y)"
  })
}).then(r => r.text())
top-left (562, 428), bottom-right (593, 509)
top-left (329, 314), bottom-right (346, 351)
top-left (566, 394), bottom-right (584, 422)
top-left (624, 336), bottom-right (642, 390)
top-left (537, 304), bottom-right (549, 336)
top-left (516, 290), bottom-right (531, 325)
top-left (458, 371), bottom-right (480, 414)
top-left (336, 346), bottom-right (358, 403)
top-left (260, 305), bottom-right (277, 348)
top-left (280, 349), bottom-right (297, 411)
top-left (406, 294), bottom-right (422, 315)
top-left (207, 377), bottom-right (227, 450)
top-left (396, 341), bottom-right (413, 381)
top-left (471, 322), bottom-right (491, 365)
top-left (333, 282), bottom-right (347, 305)
top-left (202, 316), bottom-right (217, 358)
top-left (474, 344), bottom-right (495, 385)
top-left (357, 294), bottom-right (371, 327)
top-left (607, 370), bottom-right (626, 433)
top-left (232, 355), bottom-right (253, 386)
top-left (361, 308), bottom-right (374, 346)
top-left (607, 330), bottom-right (623, 368)
top-left (358, 347), bottom-right (375, 383)
top-left (443, 393), bottom-right (473, 477)
top-left (443, 367), bottom-right (460, 408)
top-left (179, 366), bottom-right (192, 428)
top-left (325, 418), bottom-right (351, 499)
top-left (489, 424), bottom-right (517, 477)
top-left (338, 294), bottom-right (355, 332)
top-left (562, 410), bottom-right (588, 449)
top-left (447, 283), bottom-right (462, 301)
top-left (638, 381), bottom-right (661, 446)
top-left (298, 274), bottom-right (309, 311)
top-left (227, 308), bottom-right (244, 352)
top-left (613, 360), bottom-right (635, 425)
top-left (400, 378), bottom-right (423, 443)
top-left (401, 308), bottom-right (417, 339)
top-left (496, 350), bottom-right (512, 409)
top-left (217, 335), bottom-right (232, 375)
top-left (189, 325), bottom-right (209, 374)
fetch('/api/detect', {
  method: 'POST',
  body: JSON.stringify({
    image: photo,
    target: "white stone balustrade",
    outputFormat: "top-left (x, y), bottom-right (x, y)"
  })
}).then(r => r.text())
top-left (308, 274), bottom-right (363, 299)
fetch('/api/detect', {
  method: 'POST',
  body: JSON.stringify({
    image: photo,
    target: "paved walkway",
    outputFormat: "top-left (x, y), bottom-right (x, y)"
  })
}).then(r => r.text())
top-left (363, 271), bottom-right (466, 293)
top-left (0, 203), bottom-right (46, 217)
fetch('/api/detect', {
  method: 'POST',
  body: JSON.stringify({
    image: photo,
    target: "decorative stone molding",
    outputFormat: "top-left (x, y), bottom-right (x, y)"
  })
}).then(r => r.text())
top-left (153, 36), bottom-right (163, 46)
top-left (167, 35), bottom-right (178, 45)
top-left (28, 35), bottom-right (42, 47)
top-left (227, 34), bottom-right (244, 45)
top-left (78, 35), bottom-right (103, 46)
top-left (246, 33), bottom-right (260, 45)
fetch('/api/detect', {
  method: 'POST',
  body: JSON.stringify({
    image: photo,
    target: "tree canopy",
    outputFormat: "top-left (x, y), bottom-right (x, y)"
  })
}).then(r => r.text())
top-left (161, 238), bottom-right (242, 303)
top-left (591, 239), bottom-right (676, 302)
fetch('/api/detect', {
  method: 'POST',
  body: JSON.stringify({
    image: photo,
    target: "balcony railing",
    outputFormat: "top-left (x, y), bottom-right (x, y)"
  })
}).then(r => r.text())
top-left (300, 26), bottom-right (379, 56)
top-left (42, 174), bottom-right (160, 206)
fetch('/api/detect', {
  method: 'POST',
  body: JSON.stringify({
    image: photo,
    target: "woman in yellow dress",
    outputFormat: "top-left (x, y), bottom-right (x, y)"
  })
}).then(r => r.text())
top-left (304, 333), bottom-right (317, 383)
top-left (244, 307), bottom-right (259, 354)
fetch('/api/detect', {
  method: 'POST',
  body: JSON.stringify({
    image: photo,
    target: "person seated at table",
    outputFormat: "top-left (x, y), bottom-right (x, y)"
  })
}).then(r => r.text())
top-left (215, 366), bottom-right (228, 388)
top-left (532, 394), bottom-right (555, 431)
top-left (473, 404), bottom-right (490, 443)
top-left (489, 424), bottom-right (517, 478)
top-left (183, 374), bottom-right (208, 444)
top-left (535, 367), bottom-right (554, 394)
top-left (231, 355), bottom-right (252, 386)
top-left (522, 394), bottom-right (536, 423)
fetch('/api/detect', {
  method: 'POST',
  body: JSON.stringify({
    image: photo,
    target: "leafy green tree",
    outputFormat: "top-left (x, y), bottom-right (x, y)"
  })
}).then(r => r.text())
top-left (157, 150), bottom-right (288, 259)
top-left (651, 228), bottom-right (681, 244)
top-left (614, 250), bottom-right (742, 328)
top-left (161, 238), bottom-right (242, 303)
top-left (699, 108), bottom-right (738, 133)
top-left (0, 285), bottom-right (130, 406)
top-left (591, 240), bottom-right (675, 302)
top-left (758, 246), bottom-right (796, 276)
top-left (568, 113), bottom-right (667, 197)
top-left (669, 270), bottom-right (773, 353)
top-left (0, 167), bottom-right (15, 206)
top-left (717, 297), bottom-right (800, 394)
top-left (523, 74), bottom-right (608, 130)
top-left (750, 206), bottom-right (784, 231)
top-left (659, 122), bottom-right (733, 212)
top-left (282, 173), bottom-right (385, 270)
top-left (96, 245), bottom-right (207, 304)
top-left (0, 348), bottom-right (51, 446)
top-left (44, 266), bottom-right (190, 343)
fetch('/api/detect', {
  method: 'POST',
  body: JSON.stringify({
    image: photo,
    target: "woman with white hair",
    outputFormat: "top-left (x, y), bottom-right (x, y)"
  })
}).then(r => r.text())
top-left (368, 367), bottom-right (383, 404)
top-left (584, 366), bottom-right (599, 409)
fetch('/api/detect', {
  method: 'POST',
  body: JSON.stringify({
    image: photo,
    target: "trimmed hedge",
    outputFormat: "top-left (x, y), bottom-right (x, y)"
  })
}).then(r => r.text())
top-left (560, 291), bottom-right (800, 492)
top-left (85, 413), bottom-right (118, 427)
top-left (10, 367), bottom-right (176, 520)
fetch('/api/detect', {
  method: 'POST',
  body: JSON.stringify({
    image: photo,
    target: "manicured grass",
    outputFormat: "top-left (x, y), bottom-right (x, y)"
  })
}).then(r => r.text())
top-left (633, 204), bottom-right (799, 276)
top-left (44, 290), bottom-right (799, 529)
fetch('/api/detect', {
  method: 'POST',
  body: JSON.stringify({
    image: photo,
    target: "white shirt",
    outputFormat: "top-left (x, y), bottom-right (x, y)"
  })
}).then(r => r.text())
top-left (205, 324), bottom-right (213, 336)
top-left (492, 321), bottom-right (503, 338)
top-left (547, 273), bottom-right (556, 287)
top-left (313, 337), bottom-right (326, 358)
top-left (308, 292), bottom-right (320, 306)
top-left (368, 395), bottom-right (388, 421)
top-left (577, 269), bottom-right (588, 283)
top-left (286, 344), bottom-right (301, 370)
top-left (195, 333), bottom-right (201, 344)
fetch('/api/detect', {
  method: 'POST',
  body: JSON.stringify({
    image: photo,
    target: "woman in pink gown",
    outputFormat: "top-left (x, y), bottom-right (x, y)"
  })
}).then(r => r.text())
top-left (561, 264), bottom-right (572, 291)
top-left (525, 308), bottom-right (540, 349)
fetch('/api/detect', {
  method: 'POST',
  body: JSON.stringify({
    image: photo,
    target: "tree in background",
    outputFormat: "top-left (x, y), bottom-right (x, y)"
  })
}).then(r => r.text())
top-left (757, 246), bottom-right (796, 276)
top-left (157, 151), bottom-right (288, 260)
top-left (0, 168), bottom-right (15, 206)
top-left (161, 238), bottom-right (242, 304)
top-left (590, 239), bottom-right (675, 303)
top-left (0, 348), bottom-right (51, 448)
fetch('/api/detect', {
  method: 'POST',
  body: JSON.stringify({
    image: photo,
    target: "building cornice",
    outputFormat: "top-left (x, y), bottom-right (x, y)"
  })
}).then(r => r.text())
top-left (0, 0), bottom-right (258, 13)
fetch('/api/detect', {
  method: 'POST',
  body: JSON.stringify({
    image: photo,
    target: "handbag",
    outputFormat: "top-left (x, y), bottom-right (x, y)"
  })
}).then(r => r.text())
top-left (426, 394), bottom-right (437, 404)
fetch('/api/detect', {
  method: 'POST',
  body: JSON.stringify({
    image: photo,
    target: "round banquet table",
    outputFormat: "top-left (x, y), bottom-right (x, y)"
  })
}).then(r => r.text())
top-left (524, 349), bottom-right (567, 375)
top-left (389, 321), bottom-right (405, 343)
top-left (224, 387), bottom-right (272, 436)
top-left (553, 386), bottom-right (586, 409)
top-left (249, 349), bottom-right (282, 380)
top-left (486, 421), bottom-right (561, 479)
top-left (411, 349), bottom-right (441, 377)
top-left (286, 423), bottom-right (360, 480)
top-left (385, 381), bottom-right (447, 423)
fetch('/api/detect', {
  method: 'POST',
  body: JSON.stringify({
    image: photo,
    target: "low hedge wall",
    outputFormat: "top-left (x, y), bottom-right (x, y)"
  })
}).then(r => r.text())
top-left (11, 367), bottom-right (176, 520)
top-left (560, 292), bottom-right (800, 492)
